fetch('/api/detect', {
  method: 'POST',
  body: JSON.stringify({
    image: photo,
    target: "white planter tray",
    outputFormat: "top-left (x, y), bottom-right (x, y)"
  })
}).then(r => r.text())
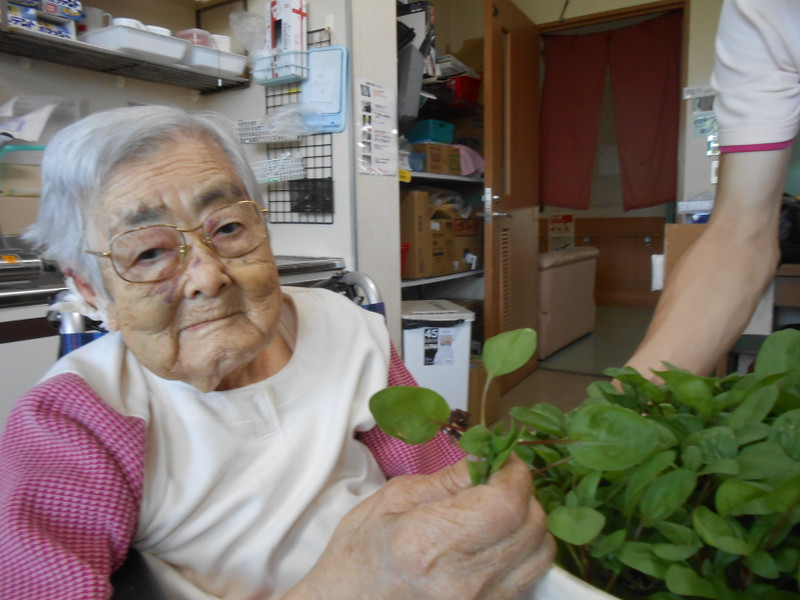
top-left (528, 565), bottom-right (619, 600)
top-left (182, 45), bottom-right (247, 77)
top-left (80, 26), bottom-right (189, 63)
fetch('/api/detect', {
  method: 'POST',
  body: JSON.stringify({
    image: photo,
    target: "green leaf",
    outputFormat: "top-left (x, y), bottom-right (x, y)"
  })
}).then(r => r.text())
top-left (482, 328), bottom-right (537, 379)
top-left (618, 542), bottom-right (670, 579)
top-left (684, 426), bottom-right (739, 463)
top-left (744, 551), bottom-right (781, 579)
top-left (665, 565), bottom-right (718, 598)
top-left (655, 521), bottom-right (701, 547)
top-left (547, 506), bottom-right (605, 546)
top-left (700, 458), bottom-right (740, 476)
top-left (693, 506), bottom-right (752, 556)
top-left (590, 529), bottom-right (626, 558)
top-left (509, 403), bottom-right (566, 437)
top-left (762, 473), bottom-right (800, 514)
top-left (459, 424), bottom-right (493, 457)
top-left (531, 443), bottom-right (563, 466)
top-left (585, 379), bottom-right (622, 402)
top-left (623, 451), bottom-right (677, 516)
top-left (771, 409), bottom-right (800, 461)
top-left (656, 368), bottom-right (717, 417)
top-left (652, 542), bottom-right (701, 562)
top-left (467, 458), bottom-right (490, 487)
top-left (715, 479), bottom-right (771, 518)
top-left (774, 546), bottom-right (800, 573)
top-left (639, 469), bottom-right (698, 526)
top-left (573, 470), bottom-right (602, 507)
top-left (681, 445), bottom-right (703, 471)
top-left (754, 328), bottom-right (800, 379)
top-left (712, 387), bottom-right (746, 414)
top-left (736, 441), bottom-right (800, 481)
top-left (567, 405), bottom-right (661, 471)
top-left (369, 386), bottom-right (450, 444)
top-left (605, 366), bottom-right (668, 405)
top-left (733, 422), bottom-right (772, 446)
top-left (728, 385), bottom-right (778, 430)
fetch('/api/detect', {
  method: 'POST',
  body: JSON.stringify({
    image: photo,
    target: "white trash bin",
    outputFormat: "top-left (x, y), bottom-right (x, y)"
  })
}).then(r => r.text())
top-left (401, 299), bottom-right (475, 411)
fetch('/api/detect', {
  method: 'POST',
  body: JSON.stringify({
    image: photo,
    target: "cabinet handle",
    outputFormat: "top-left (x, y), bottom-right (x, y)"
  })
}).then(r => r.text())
top-left (477, 211), bottom-right (512, 219)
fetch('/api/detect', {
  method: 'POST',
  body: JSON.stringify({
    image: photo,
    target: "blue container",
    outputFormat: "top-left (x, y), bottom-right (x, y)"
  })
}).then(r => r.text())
top-left (407, 119), bottom-right (454, 144)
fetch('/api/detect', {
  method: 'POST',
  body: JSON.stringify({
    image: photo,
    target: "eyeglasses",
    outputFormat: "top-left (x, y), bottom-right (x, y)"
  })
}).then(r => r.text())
top-left (85, 200), bottom-right (270, 283)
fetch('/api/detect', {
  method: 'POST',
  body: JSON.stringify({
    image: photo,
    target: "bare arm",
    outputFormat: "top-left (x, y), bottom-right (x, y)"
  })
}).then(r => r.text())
top-left (626, 148), bottom-right (792, 377)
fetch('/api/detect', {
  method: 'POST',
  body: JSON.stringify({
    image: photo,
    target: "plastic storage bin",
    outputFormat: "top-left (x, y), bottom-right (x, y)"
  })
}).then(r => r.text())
top-left (407, 119), bottom-right (454, 144)
top-left (401, 299), bottom-right (475, 411)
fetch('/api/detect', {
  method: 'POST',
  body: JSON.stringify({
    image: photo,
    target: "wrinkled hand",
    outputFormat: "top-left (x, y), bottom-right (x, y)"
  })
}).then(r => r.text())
top-left (295, 453), bottom-right (555, 600)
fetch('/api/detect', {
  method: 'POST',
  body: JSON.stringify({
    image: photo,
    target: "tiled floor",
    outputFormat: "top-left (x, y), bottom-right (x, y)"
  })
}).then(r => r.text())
top-left (498, 306), bottom-right (654, 417)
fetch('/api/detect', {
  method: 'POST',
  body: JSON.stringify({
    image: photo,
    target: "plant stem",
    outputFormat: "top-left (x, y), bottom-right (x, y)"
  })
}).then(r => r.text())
top-left (764, 495), bottom-right (800, 551)
top-left (604, 569), bottom-right (621, 594)
top-left (531, 456), bottom-right (572, 477)
top-left (480, 376), bottom-right (493, 426)
top-left (517, 438), bottom-right (569, 446)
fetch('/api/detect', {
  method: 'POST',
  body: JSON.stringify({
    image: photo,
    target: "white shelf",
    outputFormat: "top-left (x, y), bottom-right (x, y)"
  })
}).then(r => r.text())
top-left (401, 269), bottom-right (483, 288)
top-left (406, 172), bottom-right (484, 184)
top-left (0, 24), bottom-right (249, 95)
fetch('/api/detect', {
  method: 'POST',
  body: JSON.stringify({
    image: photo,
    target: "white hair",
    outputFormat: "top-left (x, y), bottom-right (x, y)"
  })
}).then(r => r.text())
top-left (25, 104), bottom-right (264, 297)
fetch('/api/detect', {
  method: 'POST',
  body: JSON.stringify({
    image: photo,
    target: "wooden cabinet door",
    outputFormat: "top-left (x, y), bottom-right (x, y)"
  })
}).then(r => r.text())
top-left (483, 0), bottom-right (540, 391)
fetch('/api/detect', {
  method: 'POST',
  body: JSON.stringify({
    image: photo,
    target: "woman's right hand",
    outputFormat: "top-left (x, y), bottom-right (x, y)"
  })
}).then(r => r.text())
top-left (292, 453), bottom-right (555, 599)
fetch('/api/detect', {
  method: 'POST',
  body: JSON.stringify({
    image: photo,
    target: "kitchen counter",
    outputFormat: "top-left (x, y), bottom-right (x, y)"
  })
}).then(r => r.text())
top-left (0, 255), bottom-right (347, 310)
top-left (0, 255), bottom-right (346, 409)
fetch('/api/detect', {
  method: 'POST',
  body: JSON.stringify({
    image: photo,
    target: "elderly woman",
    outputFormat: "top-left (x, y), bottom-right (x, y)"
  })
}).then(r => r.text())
top-left (0, 105), bottom-right (553, 599)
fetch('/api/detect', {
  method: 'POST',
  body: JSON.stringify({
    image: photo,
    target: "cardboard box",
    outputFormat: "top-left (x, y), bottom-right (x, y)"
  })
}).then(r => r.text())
top-left (468, 359), bottom-right (502, 425)
top-left (266, 0), bottom-right (307, 80)
top-left (437, 203), bottom-right (483, 273)
top-left (7, 4), bottom-right (37, 30)
top-left (452, 114), bottom-right (484, 156)
top-left (452, 215), bottom-right (483, 273)
top-left (412, 142), bottom-right (461, 175)
top-left (400, 189), bottom-right (455, 279)
top-left (40, 0), bottom-right (82, 20)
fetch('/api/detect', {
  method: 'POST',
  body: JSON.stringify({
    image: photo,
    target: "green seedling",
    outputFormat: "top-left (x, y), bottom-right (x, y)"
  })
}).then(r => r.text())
top-left (370, 327), bottom-right (800, 599)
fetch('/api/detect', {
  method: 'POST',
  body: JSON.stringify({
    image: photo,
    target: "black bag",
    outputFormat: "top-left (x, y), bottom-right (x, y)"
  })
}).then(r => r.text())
top-left (779, 194), bottom-right (800, 263)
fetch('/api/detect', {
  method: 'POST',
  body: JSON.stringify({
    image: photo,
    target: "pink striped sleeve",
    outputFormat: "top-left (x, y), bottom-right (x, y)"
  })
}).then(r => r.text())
top-left (0, 372), bottom-right (146, 600)
top-left (358, 343), bottom-right (467, 477)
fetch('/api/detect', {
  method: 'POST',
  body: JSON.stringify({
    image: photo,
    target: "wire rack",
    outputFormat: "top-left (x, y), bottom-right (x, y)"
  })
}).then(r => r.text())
top-left (250, 153), bottom-right (305, 183)
top-left (236, 120), bottom-right (298, 144)
top-left (251, 50), bottom-right (310, 86)
top-left (260, 28), bottom-right (335, 224)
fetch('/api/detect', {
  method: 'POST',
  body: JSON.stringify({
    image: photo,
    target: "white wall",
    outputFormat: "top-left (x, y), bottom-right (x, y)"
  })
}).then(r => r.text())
top-left (1, 0), bottom-right (362, 269)
top-left (348, 0), bottom-right (402, 344)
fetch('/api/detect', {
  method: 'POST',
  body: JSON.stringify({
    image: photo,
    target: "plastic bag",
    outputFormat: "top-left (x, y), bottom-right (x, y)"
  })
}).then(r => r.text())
top-left (229, 11), bottom-right (266, 54)
top-left (263, 103), bottom-right (324, 138)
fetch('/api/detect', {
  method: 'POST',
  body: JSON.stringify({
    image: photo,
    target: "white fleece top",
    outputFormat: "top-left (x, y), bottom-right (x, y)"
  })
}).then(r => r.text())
top-left (46, 287), bottom-right (392, 599)
top-left (711, 0), bottom-right (800, 151)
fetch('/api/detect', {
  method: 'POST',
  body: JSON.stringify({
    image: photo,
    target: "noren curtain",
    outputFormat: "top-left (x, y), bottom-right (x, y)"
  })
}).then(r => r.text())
top-left (540, 11), bottom-right (681, 211)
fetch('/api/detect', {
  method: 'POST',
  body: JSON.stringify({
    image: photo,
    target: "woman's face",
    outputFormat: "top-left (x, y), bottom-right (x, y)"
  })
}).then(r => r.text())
top-left (87, 136), bottom-right (286, 392)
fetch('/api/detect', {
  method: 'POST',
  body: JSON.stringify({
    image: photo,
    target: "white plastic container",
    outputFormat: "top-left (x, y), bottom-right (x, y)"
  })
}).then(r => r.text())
top-left (401, 299), bottom-right (474, 411)
top-left (81, 25), bottom-right (189, 63)
top-left (529, 565), bottom-right (620, 600)
top-left (182, 46), bottom-right (247, 77)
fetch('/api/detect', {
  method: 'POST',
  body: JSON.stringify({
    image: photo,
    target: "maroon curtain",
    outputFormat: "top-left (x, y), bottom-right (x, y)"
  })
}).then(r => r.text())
top-left (609, 12), bottom-right (681, 210)
top-left (540, 11), bottom-right (681, 211)
top-left (540, 31), bottom-right (609, 210)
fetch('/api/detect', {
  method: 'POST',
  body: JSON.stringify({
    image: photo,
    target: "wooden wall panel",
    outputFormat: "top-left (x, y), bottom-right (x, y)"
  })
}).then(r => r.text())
top-left (539, 217), bottom-right (665, 308)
